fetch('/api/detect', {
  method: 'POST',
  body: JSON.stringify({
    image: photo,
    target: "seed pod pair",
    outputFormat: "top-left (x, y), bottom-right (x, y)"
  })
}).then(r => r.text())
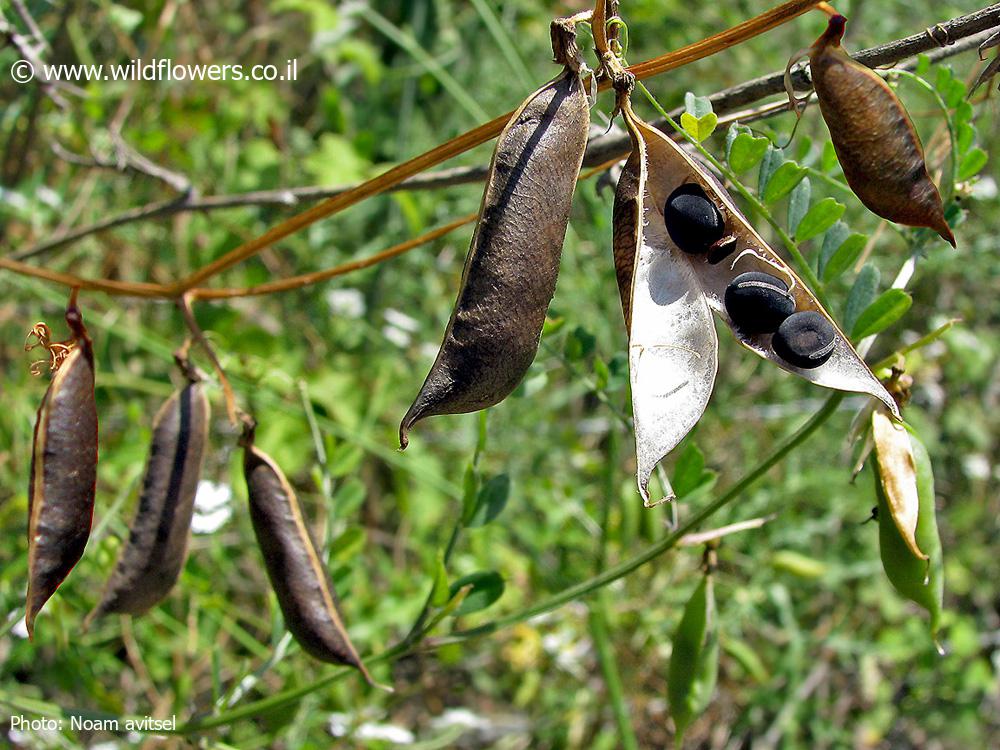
top-left (88, 357), bottom-right (210, 622)
top-left (612, 91), bottom-right (898, 503)
top-left (808, 15), bottom-right (955, 246)
top-left (871, 410), bottom-right (944, 646)
top-left (242, 425), bottom-right (375, 684)
top-left (399, 18), bottom-right (591, 447)
top-left (26, 301), bottom-right (98, 638)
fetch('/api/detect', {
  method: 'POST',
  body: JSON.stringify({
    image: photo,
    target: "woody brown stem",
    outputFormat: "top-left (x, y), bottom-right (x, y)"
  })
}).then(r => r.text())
top-left (177, 295), bottom-right (240, 426)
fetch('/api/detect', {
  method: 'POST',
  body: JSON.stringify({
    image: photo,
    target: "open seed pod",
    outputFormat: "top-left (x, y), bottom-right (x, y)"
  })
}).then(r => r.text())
top-left (399, 17), bottom-right (590, 447)
top-left (612, 93), bottom-right (899, 504)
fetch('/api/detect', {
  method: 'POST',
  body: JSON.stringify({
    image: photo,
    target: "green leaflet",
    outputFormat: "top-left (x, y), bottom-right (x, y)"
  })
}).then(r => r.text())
top-left (874, 424), bottom-right (944, 646)
top-left (668, 575), bottom-right (719, 742)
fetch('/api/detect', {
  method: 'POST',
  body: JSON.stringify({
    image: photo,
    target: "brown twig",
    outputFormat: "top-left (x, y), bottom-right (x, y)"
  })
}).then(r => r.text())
top-left (51, 141), bottom-right (192, 194)
top-left (4, 3), bottom-right (996, 299)
top-left (190, 213), bottom-right (479, 301)
top-left (176, 294), bottom-right (240, 426)
top-left (166, 0), bottom-right (823, 295)
top-left (10, 7), bottom-right (995, 265)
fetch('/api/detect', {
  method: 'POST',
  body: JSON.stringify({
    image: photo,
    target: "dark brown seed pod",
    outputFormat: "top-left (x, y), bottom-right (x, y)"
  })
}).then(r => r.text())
top-left (772, 311), bottom-right (836, 369)
top-left (242, 426), bottom-right (375, 684)
top-left (26, 302), bottom-right (97, 638)
top-left (87, 368), bottom-right (210, 622)
top-left (724, 271), bottom-right (796, 334)
top-left (399, 20), bottom-right (590, 447)
top-left (809, 15), bottom-right (955, 246)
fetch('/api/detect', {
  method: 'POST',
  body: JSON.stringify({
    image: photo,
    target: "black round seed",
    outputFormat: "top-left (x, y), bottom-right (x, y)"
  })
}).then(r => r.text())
top-left (664, 183), bottom-right (725, 254)
top-left (724, 271), bottom-right (796, 334)
top-left (772, 311), bottom-right (836, 369)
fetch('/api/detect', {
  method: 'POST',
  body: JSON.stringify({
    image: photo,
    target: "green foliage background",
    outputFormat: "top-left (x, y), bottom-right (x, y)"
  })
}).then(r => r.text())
top-left (1, 1), bottom-right (998, 747)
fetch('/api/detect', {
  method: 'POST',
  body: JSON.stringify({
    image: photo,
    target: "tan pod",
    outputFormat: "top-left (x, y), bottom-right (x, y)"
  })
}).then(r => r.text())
top-left (810, 15), bottom-right (955, 246)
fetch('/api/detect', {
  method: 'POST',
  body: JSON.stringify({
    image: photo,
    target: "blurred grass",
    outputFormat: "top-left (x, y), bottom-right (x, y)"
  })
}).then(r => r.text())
top-left (1, 0), bottom-right (998, 748)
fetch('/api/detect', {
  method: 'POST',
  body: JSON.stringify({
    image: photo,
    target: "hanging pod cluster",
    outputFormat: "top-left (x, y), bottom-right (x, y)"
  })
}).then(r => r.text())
top-left (870, 408), bottom-right (944, 645)
top-left (399, 17), bottom-right (591, 447)
top-left (806, 14), bottom-right (955, 246)
top-left (18, 295), bottom-right (375, 672)
top-left (242, 423), bottom-right (375, 685)
top-left (26, 300), bottom-right (98, 638)
top-left (611, 88), bottom-right (899, 503)
top-left (88, 355), bottom-right (210, 622)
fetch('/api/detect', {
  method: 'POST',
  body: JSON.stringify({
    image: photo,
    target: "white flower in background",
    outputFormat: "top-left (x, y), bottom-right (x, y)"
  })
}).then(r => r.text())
top-left (191, 480), bottom-right (233, 534)
top-left (326, 288), bottom-right (366, 318)
top-left (355, 723), bottom-right (415, 744)
top-left (963, 453), bottom-right (990, 481)
top-left (382, 308), bottom-right (420, 348)
top-left (328, 714), bottom-right (415, 744)
top-left (384, 309), bottom-right (419, 332)
top-left (970, 175), bottom-right (997, 199)
top-left (10, 615), bottom-right (28, 640)
top-left (430, 708), bottom-right (491, 732)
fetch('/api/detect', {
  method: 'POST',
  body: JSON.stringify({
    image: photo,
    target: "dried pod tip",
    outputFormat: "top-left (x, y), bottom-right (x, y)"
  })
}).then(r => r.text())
top-left (173, 350), bottom-right (204, 384)
top-left (238, 417), bottom-right (257, 448)
top-left (822, 15), bottom-right (847, 47)
top-left (65, 305), bottom-right (88, 341)
top-left (550, 17), bottom-right (583, 72)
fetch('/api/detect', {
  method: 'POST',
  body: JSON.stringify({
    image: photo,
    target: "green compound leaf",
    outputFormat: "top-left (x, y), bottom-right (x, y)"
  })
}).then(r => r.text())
top-left (728, 132), bottom-right (770, 173)
top-left (467, 473), bottom-right (511, 527)
top-left (680, 111), bottom-right (718, 143)
top-left (684, 92), bottom-right (714, 118)
top-left (449, 570), bottom-right (505, 616)
top-left (844, 264), bottom-right (880, 334)
top-left (822, 232), bottom-right (867, 282)
top-left (794, 197), bottom-right (846, 242)
top-left (787, 177), bottom-right (812, 235)
top-left (852, 289), bottom-right (912, 340)
top-left (762, 161), bottom-right (807, 203)
top-left (957, 147), bottom-right (988, 181)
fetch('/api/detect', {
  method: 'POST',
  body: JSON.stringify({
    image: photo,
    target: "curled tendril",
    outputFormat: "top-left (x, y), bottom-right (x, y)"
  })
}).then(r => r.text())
top-left (24, 322), bottom-right (76, 376)
top-left (606, 17), bottom-right (628, 59)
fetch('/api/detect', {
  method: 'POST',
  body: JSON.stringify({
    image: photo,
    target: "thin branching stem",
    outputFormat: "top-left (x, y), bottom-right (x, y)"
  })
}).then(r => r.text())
top-left (177, 294), bottom-right (240, 426)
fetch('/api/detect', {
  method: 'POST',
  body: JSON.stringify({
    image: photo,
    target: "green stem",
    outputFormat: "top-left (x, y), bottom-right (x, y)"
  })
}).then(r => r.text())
top-left (805, 166), bottom-right (853, 196)
top-left (637, 83), bottom-right (830, 307)
top-left (198, 392), bottom-right (842, 731)
top-left (586, 427), bottom-right (640, 748)
top-left (446, 392), bottom-right (843, 641)
top-left (589, 599), bottom-right (641, 750)
top-left (400, 410), bottom-right (489, 646)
